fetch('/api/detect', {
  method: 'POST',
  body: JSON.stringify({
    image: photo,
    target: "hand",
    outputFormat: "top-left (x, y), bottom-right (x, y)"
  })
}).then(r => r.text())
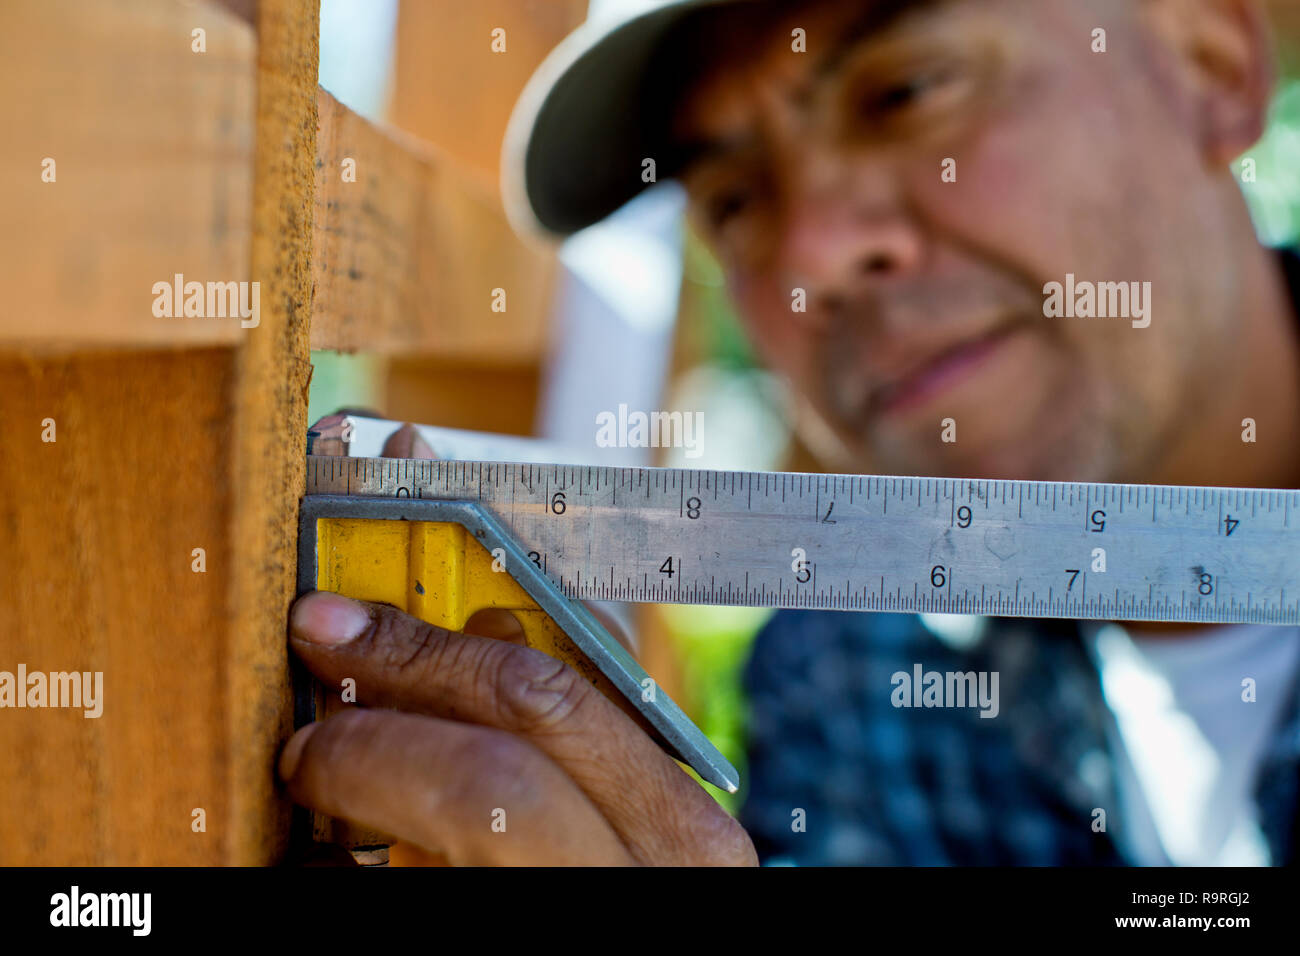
top-left (285, 418), bottom-right (756, 865)
top-left (280, 592), bottom-right (757, 865)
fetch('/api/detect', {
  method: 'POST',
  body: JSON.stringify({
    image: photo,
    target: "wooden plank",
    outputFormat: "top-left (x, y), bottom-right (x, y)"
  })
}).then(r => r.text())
top-left (0, 0), bottom-right (317, 864)
top-left (0, 0), bottom-right (261, 866)
top-left (0, 349), bottom-right (240, 865)
top-left (385, 358), bottom-right (542, 435)
top-left (312, 89), bottom-right (557, 360)
top-left (388, 0), bottom-right (588, 193)
top-left (227, 0), bottom-right (320, 865)
top-left (0, 0), bottom-right (255, 351)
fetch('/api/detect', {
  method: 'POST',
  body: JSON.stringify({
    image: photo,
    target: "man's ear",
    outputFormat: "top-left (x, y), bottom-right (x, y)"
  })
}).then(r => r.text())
top-left (1139, 0), bottom-right (1276, 165)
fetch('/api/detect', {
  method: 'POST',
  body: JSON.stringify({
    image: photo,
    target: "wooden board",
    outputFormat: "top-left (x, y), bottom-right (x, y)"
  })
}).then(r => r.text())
top-left (0, 349), bottom-right (240, 864)
top-left (0, 0), bottom-right (559, 362)
top-left (0, 0), bottom-right (255, 351)
top-left (388, 0), bottom-right (589, 194)
top-left (0, 0), bottom-right (317, 865)
top-left (0, 0), bottom-right (592, 864)
top-left (385, 358), bottom-right (543, 435)
top-left (227, 0), bottom-right (320, 865)
top-left (312, 89), bottom-right (558, 360)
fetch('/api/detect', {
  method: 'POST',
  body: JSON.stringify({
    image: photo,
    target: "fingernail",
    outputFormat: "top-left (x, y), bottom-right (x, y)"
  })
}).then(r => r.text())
top-left (292, 591), bottom-right (371, 645)
top-left (279, 724), bottom-right (317, 779)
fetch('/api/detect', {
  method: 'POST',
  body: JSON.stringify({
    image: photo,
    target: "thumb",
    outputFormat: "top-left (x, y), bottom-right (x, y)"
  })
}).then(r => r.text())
top-left (380, 422), bottom-right (437, 460)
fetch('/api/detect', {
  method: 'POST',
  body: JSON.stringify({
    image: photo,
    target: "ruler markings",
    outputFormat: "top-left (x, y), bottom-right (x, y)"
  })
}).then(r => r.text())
top-left (304, 457), bottom-right (1300, 625)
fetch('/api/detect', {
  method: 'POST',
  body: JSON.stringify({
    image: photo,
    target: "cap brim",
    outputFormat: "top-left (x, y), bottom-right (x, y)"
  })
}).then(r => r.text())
top-left (502, 0), bottom-right (747, 239)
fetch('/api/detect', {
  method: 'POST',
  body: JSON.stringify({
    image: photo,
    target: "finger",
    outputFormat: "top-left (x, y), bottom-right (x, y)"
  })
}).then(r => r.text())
top-left (290, 591), bottom-right (756, 865)
top-left (279, 709), bottom-right (635, 866)
top-left (380, 423), bottom-right (436, 459)
top-left (585, 600), bottom-right (638, 655)
top-left (307, 412), bottom-right (350, 457)
top-left (388, 841), bottom-right (452, 867)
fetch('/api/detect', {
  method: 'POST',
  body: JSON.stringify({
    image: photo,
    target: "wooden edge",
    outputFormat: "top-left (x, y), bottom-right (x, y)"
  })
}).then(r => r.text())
top-left (227, 0), bottom-right (319, 865)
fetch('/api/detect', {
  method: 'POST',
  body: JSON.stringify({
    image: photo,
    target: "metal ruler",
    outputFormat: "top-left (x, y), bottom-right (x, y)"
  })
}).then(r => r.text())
top-left (305, 455), bottom-right (1300, 626)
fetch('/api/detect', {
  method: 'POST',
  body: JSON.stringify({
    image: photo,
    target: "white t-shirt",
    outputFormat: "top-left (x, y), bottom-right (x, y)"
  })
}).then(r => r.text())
top-left (1081, 622), bottom-right (1300, 866)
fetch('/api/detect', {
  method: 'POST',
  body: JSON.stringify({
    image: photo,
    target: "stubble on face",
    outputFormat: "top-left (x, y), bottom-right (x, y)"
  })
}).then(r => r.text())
top-left (674, 0), bottom-right (1252, 484)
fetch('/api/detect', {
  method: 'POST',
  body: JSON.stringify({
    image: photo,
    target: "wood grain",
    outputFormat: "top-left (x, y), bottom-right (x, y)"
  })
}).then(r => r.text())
top-left (385, 358), bottom-right (543, 435)
top-left (226, 0), bottom-right (320, 865)
top-left (0, 0), bottom-right (255, 351)
top-left (312, 89), bottom-right (558, 360)
top-left (388, 0), bottom-right (588, 194)
top-left (0, 0), bottom-right (316, 864)
top-left (0, 349), bottom-right (239, 864)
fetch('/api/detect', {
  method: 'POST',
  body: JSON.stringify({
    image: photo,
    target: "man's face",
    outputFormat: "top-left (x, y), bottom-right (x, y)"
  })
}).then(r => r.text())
top-left (676, 0), bottom-right (1255, 481)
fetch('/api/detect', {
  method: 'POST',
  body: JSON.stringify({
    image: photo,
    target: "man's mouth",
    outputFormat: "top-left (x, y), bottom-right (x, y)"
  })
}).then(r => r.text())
top-left (868, 322), bottom-right (1026, 419)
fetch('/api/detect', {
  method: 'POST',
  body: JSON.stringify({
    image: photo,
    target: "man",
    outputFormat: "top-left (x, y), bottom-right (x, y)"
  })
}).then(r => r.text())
top-left (281, 0), bottom-right (1300, 864)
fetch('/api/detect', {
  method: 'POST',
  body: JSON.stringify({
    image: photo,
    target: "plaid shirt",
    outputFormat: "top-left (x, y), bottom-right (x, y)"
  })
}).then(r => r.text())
top-left (740, 611), bottom-right (1300, 865)
top-left (738, 249), bottom-right (1300, 866)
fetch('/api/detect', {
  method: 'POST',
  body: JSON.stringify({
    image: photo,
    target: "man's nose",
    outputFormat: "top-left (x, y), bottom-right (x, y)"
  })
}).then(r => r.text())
top-left (778, 155), bottom-right (924, 317)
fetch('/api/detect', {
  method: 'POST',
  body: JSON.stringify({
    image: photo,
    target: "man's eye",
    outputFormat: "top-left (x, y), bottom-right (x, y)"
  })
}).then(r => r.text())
top-left (858, 66), bottom-right (958, 117)
top-left (707, 189), bottom-right (753, 228)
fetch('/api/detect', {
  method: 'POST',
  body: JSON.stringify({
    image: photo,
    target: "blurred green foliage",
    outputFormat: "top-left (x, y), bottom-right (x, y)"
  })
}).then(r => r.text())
top-left (1241, 79), bottom-right (1300, 246)
top-left (306, 351), bottom-right (385, 425)
top-left (663, 606), bottom-right (774, 813)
